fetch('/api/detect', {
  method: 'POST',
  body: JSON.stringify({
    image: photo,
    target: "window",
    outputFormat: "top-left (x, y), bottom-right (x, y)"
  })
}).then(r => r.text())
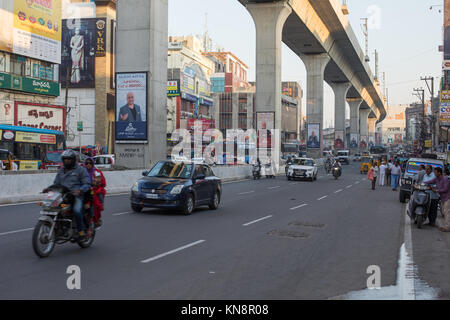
top-left (203, 165), bottom-right (213, 177)
top-left (10, 55), bottom-right (24, 76)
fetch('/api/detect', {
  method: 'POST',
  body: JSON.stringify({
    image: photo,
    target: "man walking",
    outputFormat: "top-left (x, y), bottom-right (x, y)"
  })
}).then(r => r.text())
top-left (391, 161), bottom-right (402, 191)
top-left (424, 167), bottom-right (450, 232)
top-left (379, 162), bottom-right (386, 186)
top-left (385, 160), bottom-right (392, 186)
top-left (423, 165), bottom-right (438, 227)
top-left (368, 162), bottom-right (378, 190)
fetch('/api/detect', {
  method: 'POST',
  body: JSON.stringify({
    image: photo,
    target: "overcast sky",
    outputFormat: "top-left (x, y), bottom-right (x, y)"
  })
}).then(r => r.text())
top-left (168, 0), bottom-right (443, 128)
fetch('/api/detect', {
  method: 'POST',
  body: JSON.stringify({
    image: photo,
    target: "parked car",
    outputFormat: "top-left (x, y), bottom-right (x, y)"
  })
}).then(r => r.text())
top-left (286, 157), bottom-right (318, 181)
top-left (93, 154), bottom-right (115, 169)
top-left (399, 158), bottom-right (444, 203)
top-left (130, 160), bottom-right (222, 215)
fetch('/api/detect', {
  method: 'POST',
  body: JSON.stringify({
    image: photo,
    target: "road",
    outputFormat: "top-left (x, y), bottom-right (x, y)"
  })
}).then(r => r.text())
top-left (0, 162), bottom-right (449, 299)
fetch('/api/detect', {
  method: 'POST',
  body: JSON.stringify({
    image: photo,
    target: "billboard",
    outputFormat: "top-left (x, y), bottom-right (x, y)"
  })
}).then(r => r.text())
top-left (115, 72), bottom-right (148, 141)
top-left (256, 112), bottom-right (274, 148)
top-left (0, 100), bottom-right (14, 125)
top-left (334, 130), bottom-right (345, 150)
top-left (14, 101), bottom-right (65, 132)
top-left (0, 0), bottom-right (62, 64)
top-left (350, 133), bottom-right (359, 149)
top-left (441, 90), bottom-right (450, 126)
top-left (60, 18), bottom-right (102, 88)
top-left (307, 123), bottom-right (320, 149)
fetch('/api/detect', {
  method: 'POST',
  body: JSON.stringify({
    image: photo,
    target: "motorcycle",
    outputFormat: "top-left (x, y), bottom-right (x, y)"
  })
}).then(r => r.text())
top-left (32, 185), bottom-right (96, 258)
top-left (332, 166), bottom-right (341, 180)
top-left (252, 164), bottom-right (261, 180)
top-left (264, 163), bottom-right (275, 179)
top-left (406, 183), bottom-right (431, 229)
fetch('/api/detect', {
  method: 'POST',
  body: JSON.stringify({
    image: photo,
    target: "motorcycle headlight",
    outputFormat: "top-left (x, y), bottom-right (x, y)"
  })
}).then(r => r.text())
top-left (170, 185), bottom-right (184, 195)
top-left (131, 182), bottom-right (139, 192)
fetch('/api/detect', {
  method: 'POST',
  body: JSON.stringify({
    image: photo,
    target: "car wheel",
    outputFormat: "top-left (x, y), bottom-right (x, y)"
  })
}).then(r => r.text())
top-left (399, 191), bottom-right (406, 203)
top-left (182, 194), bottom-right (195, 215)
top-left (209, 190), bottom-right (220, 210)
top-left (131, 204), bottom-right (143, 213)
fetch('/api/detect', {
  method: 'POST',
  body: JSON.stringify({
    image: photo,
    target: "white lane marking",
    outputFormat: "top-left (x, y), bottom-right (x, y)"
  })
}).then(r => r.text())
top-left (107, 193), bottom-right (130, 197)
top-left (355, 181), bottom-right (360, 184)
top-left (346, 185), bottom-right (353, 189)
top-left (0, 228), bottom-right (33, 236)
top-left (243, 215), bottom-right (273, 227)
top-left (268, 186), bottom-right (280, 190)
top-left (223, 179), bottom-right (251, 185)
top-left (289, 182), bottom-right (298, 185)
top-left (238, 191), bottom-right (255, 195)
top-left (334, 189), bottom-right (343, 194)
top-left (317, 196), bottom-right (328, 201)
top-left (290, 204), bottom-right (308, 211)
top-left (0, 201), bottom-right (38, 208)
top-left (112, 211), bottom-right (132, 216)
top-left (141, 240), bottom-right (206, 263)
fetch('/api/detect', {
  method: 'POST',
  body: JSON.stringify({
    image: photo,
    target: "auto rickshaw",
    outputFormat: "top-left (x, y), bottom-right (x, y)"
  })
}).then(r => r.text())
top-left (360, 156), bottom-right (373, 174)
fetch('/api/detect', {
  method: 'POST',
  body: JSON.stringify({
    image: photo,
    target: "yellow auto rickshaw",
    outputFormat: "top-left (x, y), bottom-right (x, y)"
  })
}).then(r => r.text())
top-left (360, 156), bottom-right (373, 174)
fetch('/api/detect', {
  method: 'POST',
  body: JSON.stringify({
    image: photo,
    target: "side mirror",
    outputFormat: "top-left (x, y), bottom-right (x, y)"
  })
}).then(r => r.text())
top-left (142, 171), bottom-right (149, 176)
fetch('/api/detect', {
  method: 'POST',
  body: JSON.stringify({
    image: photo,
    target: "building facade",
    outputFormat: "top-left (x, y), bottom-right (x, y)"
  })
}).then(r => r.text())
top-left (377, 105), bottom-right (408, 146)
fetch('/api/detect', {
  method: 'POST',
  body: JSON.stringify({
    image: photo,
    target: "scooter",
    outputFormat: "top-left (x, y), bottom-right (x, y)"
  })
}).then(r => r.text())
top-left (252, 164), bottom-right (261, 180)
top-left (264, 163), bottom-right (275, 179)
top-left (406, 183), bottom-right (431, 229)
top-left (332, 166), bottom-right (341, 180)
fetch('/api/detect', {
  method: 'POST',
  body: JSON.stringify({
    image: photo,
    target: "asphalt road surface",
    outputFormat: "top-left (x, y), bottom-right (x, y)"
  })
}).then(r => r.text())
top-left (0, 163), bottom-right (448, 299)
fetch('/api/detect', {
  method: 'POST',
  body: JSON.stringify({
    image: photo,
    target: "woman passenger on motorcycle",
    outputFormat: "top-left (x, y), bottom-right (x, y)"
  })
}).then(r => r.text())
top-left (84, 158), bottom-right (106, 228)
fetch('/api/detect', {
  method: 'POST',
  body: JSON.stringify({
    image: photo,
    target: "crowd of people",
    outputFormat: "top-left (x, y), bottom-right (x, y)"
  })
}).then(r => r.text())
top-left (368, 159), bottom-right (402, 191)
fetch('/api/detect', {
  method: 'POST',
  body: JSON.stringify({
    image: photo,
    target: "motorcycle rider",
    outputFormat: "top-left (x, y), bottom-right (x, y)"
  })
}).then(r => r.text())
top-left (332, 158), bottom-right (342, 176)
top-left (325, 156), bottom-right (333, 174)
top-left (43, 150), bottom-right (90, 240)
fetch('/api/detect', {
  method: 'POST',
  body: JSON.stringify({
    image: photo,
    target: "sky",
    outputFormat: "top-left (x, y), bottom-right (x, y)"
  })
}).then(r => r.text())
top-left (168, 0), bottom-right (444, 128)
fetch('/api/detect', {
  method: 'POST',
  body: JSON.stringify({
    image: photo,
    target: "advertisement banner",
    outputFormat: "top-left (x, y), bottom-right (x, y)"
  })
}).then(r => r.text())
top-left (14, 102), bottom-right (65, 132)
top-left (334, 131), bottom-right (345, 150)
top-left (167, 80), bottom-right (180, 97)
top-left (307, 123), bottom-right (321, 149)
top-left (187, 119), bottom-right (215, 132)
top-left (60, 18), bottom-right (100, 88)
top-left (0, 0), bottom-right (63, 63)
top-left (15, 131), bottom-right (56, 144)
top-left (440, 90), bottom-right (450, 126)
top-left (256, 112), bottom-right (274, 148)
top-left (360, 136), bottom-right (368, 150)
top-left (115, 72), bottom-right (148, 141)
top-left (0, 100), bottom-right (14, 125)
top-left (349, 133), bottom-right (359, 149)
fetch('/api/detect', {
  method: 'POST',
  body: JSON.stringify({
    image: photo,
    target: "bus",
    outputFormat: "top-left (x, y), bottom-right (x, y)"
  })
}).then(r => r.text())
top-left (0, 124), bottom-right (66, 170)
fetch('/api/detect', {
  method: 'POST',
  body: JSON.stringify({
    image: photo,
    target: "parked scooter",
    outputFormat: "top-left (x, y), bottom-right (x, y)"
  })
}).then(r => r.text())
top-left (406, 183), bottom-right (431, 229)
top-left (252, 164), bottom-right (261, 180)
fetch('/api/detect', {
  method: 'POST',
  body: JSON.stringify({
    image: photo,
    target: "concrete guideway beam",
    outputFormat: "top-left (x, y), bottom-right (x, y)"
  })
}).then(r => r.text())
top-left (329, 82), bottom-right (351, 148)
top-left (300, 53), bottom-right (330, 158)
top-left (247, 1), bottom-right (292, 161)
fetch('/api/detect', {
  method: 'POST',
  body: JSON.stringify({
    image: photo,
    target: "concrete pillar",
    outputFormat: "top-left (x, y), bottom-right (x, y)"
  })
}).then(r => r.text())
top-left (348, 98), bottom-right (363, 151)
top-left (330, 82), bottom-right (351, 149)
top-left (368, 117), bottom-right (377, 146)
top-left (213, 94), bottom-right (220, 127)
top-left (115, 0), bottom-right (168, 169)
top-left (300, 53), bottom-right (330, 158)
top-left (247, 1), bottom-right (292, 163)
top-left (247, 93), bottom-right (254, 129)
top-left (359, 108), bottom-right (371, 150)
top-left (232, 93), bottom-right (239, 129)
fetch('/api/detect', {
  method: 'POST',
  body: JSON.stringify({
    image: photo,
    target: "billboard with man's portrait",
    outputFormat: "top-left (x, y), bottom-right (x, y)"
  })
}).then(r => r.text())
top-left (350, 133), bottom-right (359, 149)
top-left (334, 131), bottom-right (345, 150)
top-left (115, 72), bottom-right (147, 141)
top-left (307, 123), bottom-right (321, 149)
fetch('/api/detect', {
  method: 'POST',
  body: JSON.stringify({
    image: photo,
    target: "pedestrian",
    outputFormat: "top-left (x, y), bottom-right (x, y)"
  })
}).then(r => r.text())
top-left (368, 162), bottom-right (378, 190)
top-left (415, 165), bottom-right (426, 184)
top-left (385, 160), bottom-right (392, 186)
top-left (424, 167), bottom-right (450, 232)
top-left (379, 162), bottom-right (386, 186)
top-left (423, 165), bottom-right (439, 227)
top-left (391, 161), bottom-right (402, 191)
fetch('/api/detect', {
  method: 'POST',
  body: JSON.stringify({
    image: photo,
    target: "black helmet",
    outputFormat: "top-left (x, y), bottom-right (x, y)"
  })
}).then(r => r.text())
top-left (61, 149), bottom-right (77, 169)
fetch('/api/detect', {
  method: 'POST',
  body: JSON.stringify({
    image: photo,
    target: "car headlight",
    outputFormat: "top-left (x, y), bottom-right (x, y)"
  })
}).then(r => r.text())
top-left (170, 185), bottom-right (184, 195)
top-left (131, 182), bottom-right (139, 192)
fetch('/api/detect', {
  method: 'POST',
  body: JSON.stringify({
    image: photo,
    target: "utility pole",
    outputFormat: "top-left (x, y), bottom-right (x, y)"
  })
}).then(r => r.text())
top-left (373, 50), bottom-right (379, 82)
top-left (421, 76), bottom-right (436, 151)
top-left (413, 88), bottom-right (426, 152)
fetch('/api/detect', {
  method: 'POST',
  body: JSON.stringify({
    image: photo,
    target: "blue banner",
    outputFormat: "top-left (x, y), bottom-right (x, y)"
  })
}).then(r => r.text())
top-left (115, 122), bottom-right (147, 141)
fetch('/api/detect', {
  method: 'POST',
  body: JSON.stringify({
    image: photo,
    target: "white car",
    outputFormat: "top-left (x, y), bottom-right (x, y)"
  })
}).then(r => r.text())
top-left (93, 154), bottom-right (115, 169)
top-left (287, 158), bottom-right (318, 181)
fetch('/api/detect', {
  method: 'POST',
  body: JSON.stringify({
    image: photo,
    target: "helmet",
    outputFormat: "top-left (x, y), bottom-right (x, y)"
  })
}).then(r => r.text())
top-left (61, 149), bottom-right (77, 169)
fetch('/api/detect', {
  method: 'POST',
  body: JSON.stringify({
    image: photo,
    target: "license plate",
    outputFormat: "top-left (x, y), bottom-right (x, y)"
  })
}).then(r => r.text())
top-left (146, 194), bottom-right (159, 199)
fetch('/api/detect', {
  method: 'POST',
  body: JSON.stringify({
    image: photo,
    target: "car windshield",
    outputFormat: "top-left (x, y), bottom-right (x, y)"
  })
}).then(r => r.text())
top-left (46, 153), bottom-right (62, 163)
top-left (293, 159), bottom-right (314, 166)
top-left (338, 152), bottom-right (348, 156)
top-left (147, 161), bottom-right (193, 179)
top-left (406, 161), bottom-right (443, 174)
